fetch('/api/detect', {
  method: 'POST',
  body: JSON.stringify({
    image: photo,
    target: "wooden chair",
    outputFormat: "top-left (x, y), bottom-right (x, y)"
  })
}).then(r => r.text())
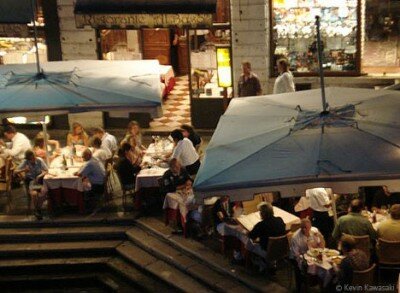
top-left (377, 238), bottom-right (400, 281)
top-left (352, 263), bottom-right (376, 291)
top-left (265, 234), bottom-right (292, 286)
top-left (0, 158), bottom-right (13, 208)
top-left (343, 234), bottom-right (371, 262)
top-left (103, 163), bottom-right (114, 207)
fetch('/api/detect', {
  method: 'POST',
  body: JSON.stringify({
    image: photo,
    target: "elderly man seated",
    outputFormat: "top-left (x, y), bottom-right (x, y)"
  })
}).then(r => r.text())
top-left (161, 158), bottom-right (191, 194)
top-left (290, 218), bottom-right (325, 291)
top-left (74, 149), bottom-right (106, 210)
top-left (247, 202), bottom-right (286, 273)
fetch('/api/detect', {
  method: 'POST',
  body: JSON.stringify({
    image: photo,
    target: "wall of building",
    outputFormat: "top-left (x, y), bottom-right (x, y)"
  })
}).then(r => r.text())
top-left (230, 0), bottom-right (270, 95)
top-left (56, 0), bottom-right (103, 128)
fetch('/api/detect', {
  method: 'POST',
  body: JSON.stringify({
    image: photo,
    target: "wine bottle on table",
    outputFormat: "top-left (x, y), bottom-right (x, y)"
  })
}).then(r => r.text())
top-left (62, 154), bottom-right (68, 170)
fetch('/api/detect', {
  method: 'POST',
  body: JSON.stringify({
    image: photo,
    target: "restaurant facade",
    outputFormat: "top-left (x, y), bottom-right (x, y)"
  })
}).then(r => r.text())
top-left (1, 0), bottom-right (399, 129)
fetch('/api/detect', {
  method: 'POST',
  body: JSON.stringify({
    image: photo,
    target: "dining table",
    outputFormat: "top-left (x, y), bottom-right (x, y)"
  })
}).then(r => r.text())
top-left (42, 147), bottom-right (86, 213)
top-left (135, 137), bottom-right (174, 192)
top-left (217, 206), bottom-right (301, 257)
top-left (302, 248), bottom-right (344, 287)
top-left (162, 190), bottom-right (198, 236)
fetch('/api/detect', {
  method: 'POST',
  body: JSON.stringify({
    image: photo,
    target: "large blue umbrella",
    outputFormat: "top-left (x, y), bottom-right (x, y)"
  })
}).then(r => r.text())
top-left (194, 88), bottom-right (400, 202)
top-left (0, 60), bottom-right (162, 118)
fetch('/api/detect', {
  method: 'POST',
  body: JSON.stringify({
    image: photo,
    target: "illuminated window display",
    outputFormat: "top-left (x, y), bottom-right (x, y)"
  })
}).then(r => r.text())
top-left (0, 0), bottom-right (47, 65)
top-left (271, 0), bottom-right (360, 75)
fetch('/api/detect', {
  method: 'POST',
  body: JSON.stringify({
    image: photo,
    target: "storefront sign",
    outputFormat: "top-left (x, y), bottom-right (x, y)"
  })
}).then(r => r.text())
top-left (216, 47), bottom-right (232, 88)
top-left (0, 24), bottom-right (29, 38)
top-left (75, 13), bottom-right (213, 29)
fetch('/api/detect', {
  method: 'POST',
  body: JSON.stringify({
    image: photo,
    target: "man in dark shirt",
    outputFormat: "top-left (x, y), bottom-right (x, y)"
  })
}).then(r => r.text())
top-left (248, 202), bottom-right (286, 250)
top-left (237, 61), bottom-right (262, 97)
top-left (161, 158), bottom-right (191, 194)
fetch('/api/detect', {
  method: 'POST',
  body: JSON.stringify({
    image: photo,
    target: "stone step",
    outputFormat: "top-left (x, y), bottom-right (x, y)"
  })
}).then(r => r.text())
top-left (0, 215), bottom-right (135, 229)
top-left (126, 227), bottom-right (253, 293)
top-left (0, 256), bottom-right (109, 269)
top-left (117, 241), bottom-right (212, 293)
top-left (0, 240), bottom-right (122, 259)
top-left (135, 217), bottom-right (288, 293)
top-left (0, 226), bottom-right (129, 243)
top-left (108, 257), bottom-right (178, 293)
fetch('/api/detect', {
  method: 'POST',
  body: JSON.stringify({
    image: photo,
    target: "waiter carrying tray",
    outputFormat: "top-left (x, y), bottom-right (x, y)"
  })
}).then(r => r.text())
top-left (306, 188), bottom-right (334, 243)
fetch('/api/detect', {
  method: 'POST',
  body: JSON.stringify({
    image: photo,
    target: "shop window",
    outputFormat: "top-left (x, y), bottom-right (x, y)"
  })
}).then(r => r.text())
top-left (100, 30), bottom-right (142, 61)
top-left (271, 0), bottom-right (360, 76)
top-left (190, 28), bottom-right (232, 98)
top-left (363, 0), bottom-right (400, 74)
top-left (0, 0), bottom-right (47, 65)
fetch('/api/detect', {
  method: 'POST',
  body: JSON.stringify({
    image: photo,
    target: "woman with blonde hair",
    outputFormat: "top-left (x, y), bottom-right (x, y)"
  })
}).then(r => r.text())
top-left (273, 58), bottom-right (295, 94)
top-left (67, 122), bottom-right (89, 147)
top-left (121, 120), bottom-right (144, 150)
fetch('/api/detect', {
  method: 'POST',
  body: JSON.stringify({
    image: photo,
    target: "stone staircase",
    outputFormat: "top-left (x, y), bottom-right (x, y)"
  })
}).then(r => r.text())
top-left (0, 217), bottom-right (288, 292)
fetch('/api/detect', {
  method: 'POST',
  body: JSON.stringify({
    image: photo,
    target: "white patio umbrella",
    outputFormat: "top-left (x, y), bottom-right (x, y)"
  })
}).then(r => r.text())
top-left (193, 87), bottom-right (400, 202)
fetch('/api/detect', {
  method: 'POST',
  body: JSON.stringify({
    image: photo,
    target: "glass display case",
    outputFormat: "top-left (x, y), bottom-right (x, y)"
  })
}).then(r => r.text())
top-left (271, 0), bottom-right (360, 76)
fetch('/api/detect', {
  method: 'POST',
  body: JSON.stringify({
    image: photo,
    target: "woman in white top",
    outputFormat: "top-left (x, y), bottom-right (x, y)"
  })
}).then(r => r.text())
top-left (273, 59), bottom-right (296, 94)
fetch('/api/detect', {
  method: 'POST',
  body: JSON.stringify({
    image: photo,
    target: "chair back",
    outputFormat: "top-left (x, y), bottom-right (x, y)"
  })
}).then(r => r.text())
top-left (377, 238), bottom-right (400, 265)
top-left (352, 263), bottom-right (376, 288)
top-left (0, 158), bottom-right (13, 193)
top-left (103, 165), bottom-right (113, 201)
top-left (343, 234), bottom-right (370, 261)
top-left (265, 234), bottom-right (289, 263)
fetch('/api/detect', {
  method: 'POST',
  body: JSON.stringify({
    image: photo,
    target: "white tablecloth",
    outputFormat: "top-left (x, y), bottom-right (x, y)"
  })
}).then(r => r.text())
top-left (135, 167), bottom-right (167, 191)
top-left (303, 253), bottom-right (335, 287)
top-left (136, 140), bottom-right (172, 191)
top-left (236, 207), bottom-right (301, 231)
top-left (160, 65), bottom-right (175, 86)
top-left (163, 192), bottom-right (195, 223)
top-left (43, 151), bottom-right (85, 192)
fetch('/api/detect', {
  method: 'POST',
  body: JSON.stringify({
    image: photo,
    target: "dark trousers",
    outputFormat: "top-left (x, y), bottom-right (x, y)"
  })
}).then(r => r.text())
top-left (311, 210), bottom-right (333, 244)
top-left (186, 159), bottom-right (201, 175)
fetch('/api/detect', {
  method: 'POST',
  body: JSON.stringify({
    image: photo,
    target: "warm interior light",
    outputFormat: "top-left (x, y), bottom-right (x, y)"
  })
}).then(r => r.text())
top-left (7, 115), bottom-right (51, 125)
top-left (216, 47), bottom-right (232, 88)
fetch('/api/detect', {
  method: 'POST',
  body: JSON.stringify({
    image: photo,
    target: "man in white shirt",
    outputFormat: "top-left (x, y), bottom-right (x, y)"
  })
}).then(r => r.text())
top-left (306, 188), bottom-right (334, 243)
top-left (93, 127), bottom-right (118, 156)
top-left (170, 129), bottom-right (200, 175)
top-left (0, 125), bottom-right (31, 164)
top-left (91, 137), bottom-right (111, 166)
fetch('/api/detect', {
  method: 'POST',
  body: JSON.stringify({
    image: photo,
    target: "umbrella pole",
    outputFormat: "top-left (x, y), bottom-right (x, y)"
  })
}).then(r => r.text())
top-left (315, 16), bottom-right (327, 113)
top-left (42, 120), bottom-right (50, 167)
top-left (30, 0), bottom-right (41, 75)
